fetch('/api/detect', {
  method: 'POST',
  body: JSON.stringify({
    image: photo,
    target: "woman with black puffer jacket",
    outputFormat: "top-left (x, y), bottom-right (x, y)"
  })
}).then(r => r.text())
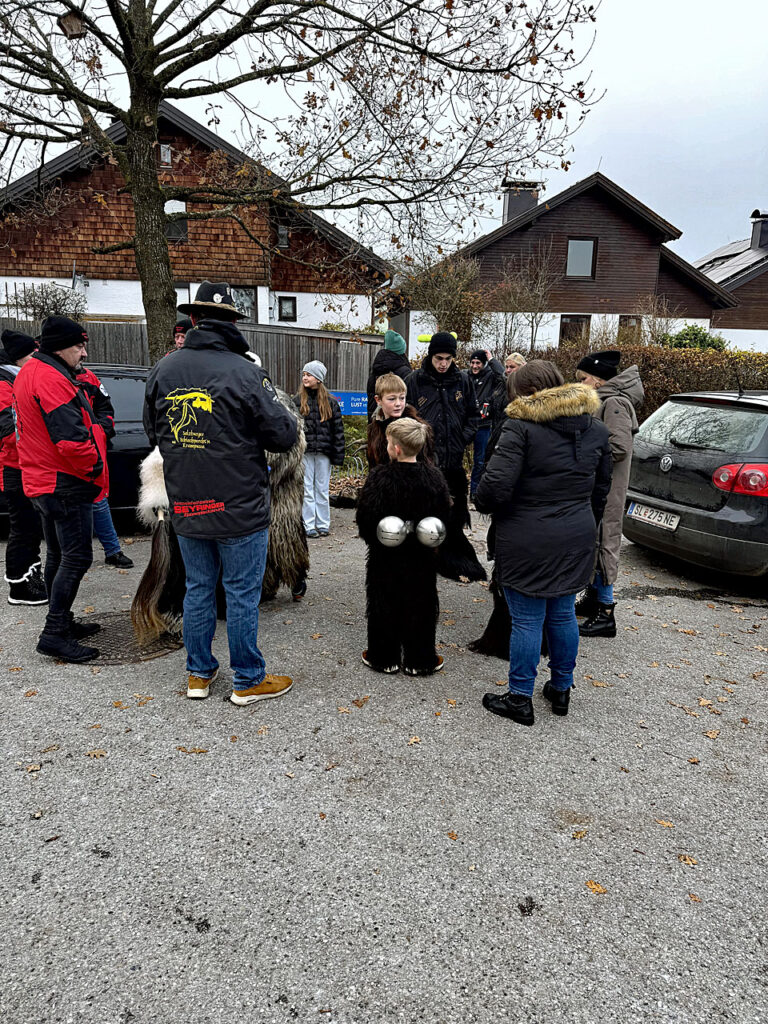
top-left (293, 360), bottom-right (345, 538)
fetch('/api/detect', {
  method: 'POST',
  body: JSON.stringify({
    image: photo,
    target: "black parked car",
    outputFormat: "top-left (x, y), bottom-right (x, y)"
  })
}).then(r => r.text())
top-left (623, 391), bottom-right (768, 576)
top-left (0, 363), bottom-right (150, 517)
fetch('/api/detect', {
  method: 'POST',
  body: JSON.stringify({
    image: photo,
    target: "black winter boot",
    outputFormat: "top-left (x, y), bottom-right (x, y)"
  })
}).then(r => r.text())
top-left (574, 586), bottom-right (599, 618)
top-left (542, 680), bottom-right (571, 716)
top-left (481, 691), bottom-right (534, 726)
top-left (578, 603), bottom-right (617, 638)
top-left (37, 632), bottom-right (99, 663)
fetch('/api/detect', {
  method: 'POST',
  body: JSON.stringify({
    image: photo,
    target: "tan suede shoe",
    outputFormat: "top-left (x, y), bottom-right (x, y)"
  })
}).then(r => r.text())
top-left (187, 667), bottom-right (219, 699)
top-left (230, 674), bottom-right (293, 706)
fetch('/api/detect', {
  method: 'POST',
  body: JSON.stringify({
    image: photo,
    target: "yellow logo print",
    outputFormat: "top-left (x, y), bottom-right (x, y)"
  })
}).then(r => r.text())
top-left (164, 388), bottom-right (213, 443)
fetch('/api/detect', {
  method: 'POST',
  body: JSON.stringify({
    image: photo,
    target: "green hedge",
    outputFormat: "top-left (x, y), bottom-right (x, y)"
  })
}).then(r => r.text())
top-left (533, 345), bottom-right (768, 423)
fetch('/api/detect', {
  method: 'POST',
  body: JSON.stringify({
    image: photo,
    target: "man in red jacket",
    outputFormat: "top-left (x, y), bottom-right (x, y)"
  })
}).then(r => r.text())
top-left (14, 317), bottom-right (108, 663)
top-left (0, 330), bottom-right (47, 605)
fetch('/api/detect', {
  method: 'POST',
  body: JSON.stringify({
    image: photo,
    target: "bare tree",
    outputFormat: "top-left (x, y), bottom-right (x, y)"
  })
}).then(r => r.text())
top-left (0, 1), bottom-right (598, 360)
top-left (486, 242), bottom-right (559, 348)
top-left (631, 293), bottom-right (683, 347)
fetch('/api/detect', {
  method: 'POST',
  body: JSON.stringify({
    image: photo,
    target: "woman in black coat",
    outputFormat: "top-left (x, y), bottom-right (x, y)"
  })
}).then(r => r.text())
top-left (475, 361), bottom-right (612, 727)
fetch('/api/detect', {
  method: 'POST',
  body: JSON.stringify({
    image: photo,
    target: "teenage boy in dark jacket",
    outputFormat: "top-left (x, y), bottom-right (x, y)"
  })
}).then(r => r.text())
top-left (144, 281), bottom-right (298, 706)
top-left (406, 331), bottom-right (485, 581)
top-left (14, 317), bottom-right (108, 662)
top-left (0, 330), bottom-right (46, 606)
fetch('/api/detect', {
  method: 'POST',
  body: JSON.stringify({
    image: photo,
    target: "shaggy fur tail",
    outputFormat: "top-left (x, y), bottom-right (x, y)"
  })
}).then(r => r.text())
top-left (136, 447), bottom-right (169, 528)
top-left (131, 513), bottom-right (185, 641)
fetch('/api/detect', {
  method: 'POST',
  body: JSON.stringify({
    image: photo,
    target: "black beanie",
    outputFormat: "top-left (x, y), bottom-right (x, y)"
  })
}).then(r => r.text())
top-left (576, 350), bottom-right (621, 381)
top-left (175, 316), bottom-right (193, 333)
top-left (427, 331), bottom-right (457, 358)
top-left (38, 316), bottom-right (88, 354)
top-left (0, 329), bottom-right (36, 363)
top-left (469, 349), bottom-right (488, 365)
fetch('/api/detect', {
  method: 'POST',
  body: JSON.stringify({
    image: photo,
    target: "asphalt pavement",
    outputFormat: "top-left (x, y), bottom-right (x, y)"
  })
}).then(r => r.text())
top-left (1, 509), bottom-right (766, 1024)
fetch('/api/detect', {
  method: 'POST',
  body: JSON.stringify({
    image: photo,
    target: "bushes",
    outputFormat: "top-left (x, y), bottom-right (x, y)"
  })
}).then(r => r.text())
top-left (534, 344), bottom-right (768, 423)
top-left (662, 324), bottom-right (728, 351)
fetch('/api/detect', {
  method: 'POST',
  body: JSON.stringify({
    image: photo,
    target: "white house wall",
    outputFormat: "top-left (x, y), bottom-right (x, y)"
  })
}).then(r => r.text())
top-left (268, 291), bottom-right (373, 328)
top-left (718, 328), bottom-right (768, 353)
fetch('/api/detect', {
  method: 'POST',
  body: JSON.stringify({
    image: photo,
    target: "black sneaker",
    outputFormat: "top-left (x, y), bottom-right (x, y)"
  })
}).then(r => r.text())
top-left (105, 551), bottom-right (134, 568)
top-left (8, 576), bottom-right (48, 606)
top-left (37, 633), bottom-right (99, 663)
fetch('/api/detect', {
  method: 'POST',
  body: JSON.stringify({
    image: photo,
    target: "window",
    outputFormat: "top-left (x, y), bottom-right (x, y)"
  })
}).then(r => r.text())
top-left (231, 286), bottom-right (256, 322)
top-left (174, 283), bottom-right (190, 307)
top-left (566, 238), bottom-right (597, 278)
top-left (559, 314), bottom-right (591, 346)
top-left (159, 143), bottom-right (173, 168)
top-left (640, 401), bottom-right (768, 454)
top-left (618, 313), bottom-right (641, 341)
top-left (277, 225), bottom-right (290, 249)
top-left (277, 296), bottom-right (297, 322)
top-left (164, 200), bottom-right (188, 243)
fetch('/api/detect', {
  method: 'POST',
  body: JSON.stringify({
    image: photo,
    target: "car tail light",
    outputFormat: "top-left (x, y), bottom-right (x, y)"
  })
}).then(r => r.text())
top-left (712, 463), bottom-right (768, 496)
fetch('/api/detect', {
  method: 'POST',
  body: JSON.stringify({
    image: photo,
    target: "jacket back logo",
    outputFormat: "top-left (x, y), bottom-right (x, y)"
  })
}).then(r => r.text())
top-left (164, 388), bottom-right (213, 446)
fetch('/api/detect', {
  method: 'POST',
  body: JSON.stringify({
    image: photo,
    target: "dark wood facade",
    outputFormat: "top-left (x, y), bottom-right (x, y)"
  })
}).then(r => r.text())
top-left (712, 275), bottom-right (768, 330)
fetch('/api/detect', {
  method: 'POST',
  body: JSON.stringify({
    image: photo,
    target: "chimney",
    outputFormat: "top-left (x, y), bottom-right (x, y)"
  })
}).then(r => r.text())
top-left (502, 179), bottom-right (543, 223)
top-left (750, 209), bottom-right (768, 249)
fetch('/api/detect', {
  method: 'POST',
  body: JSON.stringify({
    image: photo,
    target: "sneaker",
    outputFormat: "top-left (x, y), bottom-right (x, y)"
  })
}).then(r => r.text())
top-left (361, 649), bottom-right (399, 674)
top-left (401, 656), bottom-right (445, 677)
top-left (306, 530), bottom-right (319, 539)
top-left (230, 674), bottom-right (293, 706)
top-left (317, 528), bottom-right (330, 537)
top-left (8, 576), bottom-right (48, 606)
top-left (36, 633), bottom-right (99, 663)
top-left (105, 551), bottom-right (134, 568)
top-left (187, 667), bottom-right (219, 700)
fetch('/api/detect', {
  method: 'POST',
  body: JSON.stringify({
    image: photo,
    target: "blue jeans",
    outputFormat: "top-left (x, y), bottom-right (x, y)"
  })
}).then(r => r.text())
top-left (593, 571), bottom-right (614, 604)
top-left (470, 425), bottom-right (491, 495)
top-left (503, 588), bottom-right (580, 697)
top-left (176, 529), bottom-right (268, 690)
top-left (92, 497), bottom-right (121, 556)
top-left (302, 453), bottom-right (332, 532)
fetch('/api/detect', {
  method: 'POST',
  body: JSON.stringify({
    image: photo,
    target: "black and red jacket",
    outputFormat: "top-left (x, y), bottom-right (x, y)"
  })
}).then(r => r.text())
top-left (0, 362), bottom-right (20, 487)
top-left (13, 352), bottom-right (108, 502)
top-left (76, 366), bottom-right (116, 439)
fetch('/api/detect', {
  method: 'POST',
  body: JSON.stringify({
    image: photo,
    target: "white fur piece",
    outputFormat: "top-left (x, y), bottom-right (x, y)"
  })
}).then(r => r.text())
top-left (137, 446), bottom-right (169, 527)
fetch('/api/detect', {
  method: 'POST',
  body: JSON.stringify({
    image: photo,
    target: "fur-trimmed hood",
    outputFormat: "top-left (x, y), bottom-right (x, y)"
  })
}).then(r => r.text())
top-left (505, 382), bottom-right (600, 424)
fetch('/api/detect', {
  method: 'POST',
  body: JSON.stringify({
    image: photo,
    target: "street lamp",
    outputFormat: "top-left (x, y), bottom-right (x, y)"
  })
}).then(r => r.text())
top-left (57, 9), bottom-right (87, 39)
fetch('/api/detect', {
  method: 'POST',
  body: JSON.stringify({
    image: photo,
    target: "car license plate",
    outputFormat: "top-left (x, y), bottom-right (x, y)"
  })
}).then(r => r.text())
top-left (627, 502), bottom-right (680, 531)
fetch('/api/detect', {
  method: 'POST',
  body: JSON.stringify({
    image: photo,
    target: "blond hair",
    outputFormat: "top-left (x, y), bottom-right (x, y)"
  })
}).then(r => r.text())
top-left (386, 417), bottom-right (427, 457)
top-left (505, 352), bottom-right (526, 368)
top-left (375, 372), bottom-right (407, 397)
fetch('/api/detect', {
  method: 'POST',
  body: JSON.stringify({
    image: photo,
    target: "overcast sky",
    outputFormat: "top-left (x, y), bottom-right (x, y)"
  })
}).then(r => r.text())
top-left (527, 0), bottom-right (768, 262)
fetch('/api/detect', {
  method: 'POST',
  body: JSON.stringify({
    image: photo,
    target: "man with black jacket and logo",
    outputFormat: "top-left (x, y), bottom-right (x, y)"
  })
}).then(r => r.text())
top-left (0, 330), bottom-right (47, 606)
top-left (144, 282), bottom-right (298, 707)
top-left (406, 331), bottom-right (485, 581)
top-left (14, 317), bottom-right (108, 662)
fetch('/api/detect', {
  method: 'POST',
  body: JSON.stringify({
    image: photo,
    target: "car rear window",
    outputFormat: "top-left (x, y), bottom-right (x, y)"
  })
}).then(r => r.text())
top-left (639, 400), bottom-right (768, 453)
top-left (100, 375), bottom-right (147, 424)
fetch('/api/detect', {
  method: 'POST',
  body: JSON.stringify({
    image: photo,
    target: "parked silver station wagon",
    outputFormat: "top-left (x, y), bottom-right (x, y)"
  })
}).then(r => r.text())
top-left (623, 391), bottom-right (768, 576)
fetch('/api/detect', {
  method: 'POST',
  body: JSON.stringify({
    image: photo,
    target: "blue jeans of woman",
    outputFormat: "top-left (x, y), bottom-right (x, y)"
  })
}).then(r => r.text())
top-left (92, 496), bottom-right (121, 557)
top-left (503, 588), bottom-right (579, 697)
top-left (176, 529), bottom-right (268, 690)
top-left (32, 496), bottom-right (94, 636)
top-left (593, 570), bottom-right (614, 604)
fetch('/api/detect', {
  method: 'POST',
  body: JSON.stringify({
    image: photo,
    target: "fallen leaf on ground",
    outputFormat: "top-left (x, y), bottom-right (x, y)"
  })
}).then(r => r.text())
top-left (752, 671), bottom-right (765, 680)
top-left (688, 893), bottom-right (701, 903)
top-left (704, 730), bottom-right (720, 739)
top-left (408, 736), bottom-right (420, 745)
top-left (285, 772), bottom-right (295, 779)
top-left (230, 735), bottom-right (237, 742)
top-left (494, 679), bottom-right (506, 687)
top-left (586, 880), bottom-right (607, 895)
top-left (89, 724), bottom-right (101, 729)
top-left (310, 633), bottom-right (323, 639)
top-left (257, 726), bottom-right (269, 735)
top-left (83, 606), bottom-right (95, 614)
top-left (572, 829), bottom-right (588, 839)
top-left (678, 854), bottom-right (698, 867)
top-left (337, 706), bottom-right (350, 714)
top-left (318, 812), bottom-right (327, 820)
top-left (741, 717), bottom-right (750, 725)
top-left (592, 680), bottom-right (612, 688)
top-left (40, 745), bottom-right (59, 754)
top-left (176, 746), bottom-right (208, 754)
top-left (9, 666), bottom-right (22, 672)
top-left (86, 749), bottom-right (106, 759)
top-left (446, 698), bottom-right (458, 707)
top-left (24, 689), bottom-right (37, 697)
top-left (698, 698), bottom-right (713, 707)
top-left (649, 661), bottom-right (659, 667)
top-left (25, 763), bottom-right (41, 773)
top-left (655, 819), bottom-right (675, 828)
top-left (447, 831), bottom-right (458, 841)
top-left (688, 757), bottom-right (700, 764)
top-left (351, 695), bottom-right (370, 708)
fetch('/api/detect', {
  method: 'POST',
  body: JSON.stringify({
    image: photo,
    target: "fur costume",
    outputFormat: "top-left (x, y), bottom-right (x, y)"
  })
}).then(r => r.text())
top-left (437, 465), bottom-right (486, 583)
top-left (356, 461), bottom-right (451, 673)
top-left (131, 388), bottom-right (309, 639)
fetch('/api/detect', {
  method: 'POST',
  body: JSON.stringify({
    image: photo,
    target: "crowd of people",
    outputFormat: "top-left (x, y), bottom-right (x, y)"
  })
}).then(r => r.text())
top-left (1, 280), bottom-right (644, 726)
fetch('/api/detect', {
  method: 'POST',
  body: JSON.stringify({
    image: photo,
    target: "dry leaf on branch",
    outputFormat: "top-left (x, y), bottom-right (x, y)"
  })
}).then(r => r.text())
top-left (678, 854), bottom-right (698, 867)
top-left (586, 879), bottom-right (607, 895)
top-left (86, 749), bottom-right (106, 759)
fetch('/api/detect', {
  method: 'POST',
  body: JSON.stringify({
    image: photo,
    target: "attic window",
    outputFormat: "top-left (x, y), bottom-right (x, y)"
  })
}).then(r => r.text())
top-left (566, 238), bottom-right (597, 279)
top-left (159, 144), bottom-right (173, 167)
top-left (277, 225), bottom-right (289, 249)
top-left (277, 296), bottom-right (297, 322)
top-left (164, 199), bottom-right (188, 243)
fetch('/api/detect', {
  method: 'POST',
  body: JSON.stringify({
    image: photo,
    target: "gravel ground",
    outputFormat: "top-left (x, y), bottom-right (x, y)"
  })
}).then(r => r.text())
top-left (1, 509), bottom-right (766, 1024)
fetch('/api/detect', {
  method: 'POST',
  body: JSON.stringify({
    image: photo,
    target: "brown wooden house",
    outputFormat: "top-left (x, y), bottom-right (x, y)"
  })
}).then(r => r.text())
top-left (447, 172), bottom-right (737, 346)
top-left (0, 102), bottom-right (389, 328)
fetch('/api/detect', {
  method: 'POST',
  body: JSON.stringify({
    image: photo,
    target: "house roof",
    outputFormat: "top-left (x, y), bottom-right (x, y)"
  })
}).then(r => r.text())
top-left (0, 101), bottom-right (389, 279)
top-left (659, 246), bottom-right (738, 310)
top-left (457, 171), bottom-right (682, 259)
top-left (694, 236), bottom-right (768, 291)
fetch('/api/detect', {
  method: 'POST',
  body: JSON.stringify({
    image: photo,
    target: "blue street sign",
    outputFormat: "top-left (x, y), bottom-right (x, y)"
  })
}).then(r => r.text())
top-left (331, 391), bottom-right (368, 416)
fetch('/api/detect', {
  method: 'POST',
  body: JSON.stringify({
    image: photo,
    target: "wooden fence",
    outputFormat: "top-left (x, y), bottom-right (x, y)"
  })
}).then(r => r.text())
top-left (0, 318), bottom-right (383, 393)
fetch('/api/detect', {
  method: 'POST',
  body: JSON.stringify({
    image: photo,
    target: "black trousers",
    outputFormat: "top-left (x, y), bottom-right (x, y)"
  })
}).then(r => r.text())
top-left (366, 552), bottom-right (440, 672)
top-left (32, 495), bottom-right (93, 636)
top-left (2, 467), bottom-right (43, 583)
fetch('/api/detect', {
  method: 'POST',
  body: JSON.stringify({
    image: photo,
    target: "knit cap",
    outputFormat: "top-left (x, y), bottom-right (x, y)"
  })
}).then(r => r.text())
top-left (384, 330), bottom-right (406, 355)
top-left (0, 329), bottom-right (36, 362)
top-left (427, 332), bottom-right (457, 358)
top-left (469, 349), bottom-right (488, 365)
top-left (303, 359), bottom-right (327, 383)
top-left (38, 316), bottom-right (88, 354)
top-left (576, 350), bottom-right (621, 381)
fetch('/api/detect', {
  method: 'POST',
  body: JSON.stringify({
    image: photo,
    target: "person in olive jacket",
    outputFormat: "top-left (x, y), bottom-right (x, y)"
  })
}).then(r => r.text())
top-left (144, 282), bottom-right (298, 707)
top-left (406, 331), bottom-right (485, 581)
top-left (293, 360), bottom-right (345, 538)
top-left (475, 360), bottom-right (612, 728)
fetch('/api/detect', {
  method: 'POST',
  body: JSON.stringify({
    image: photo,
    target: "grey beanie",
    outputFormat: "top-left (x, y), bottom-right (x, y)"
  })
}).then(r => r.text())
top-left (303, 359), bottom-right (327, 383)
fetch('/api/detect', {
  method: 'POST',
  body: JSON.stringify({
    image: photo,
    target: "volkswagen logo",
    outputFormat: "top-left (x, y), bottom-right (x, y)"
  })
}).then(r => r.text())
top-left (660, 455), bottom-right (673, 473)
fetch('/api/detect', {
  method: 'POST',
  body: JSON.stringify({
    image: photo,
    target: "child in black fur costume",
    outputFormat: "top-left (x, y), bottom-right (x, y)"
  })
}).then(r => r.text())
top-left (356, 418), bottom-right (451, 675)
